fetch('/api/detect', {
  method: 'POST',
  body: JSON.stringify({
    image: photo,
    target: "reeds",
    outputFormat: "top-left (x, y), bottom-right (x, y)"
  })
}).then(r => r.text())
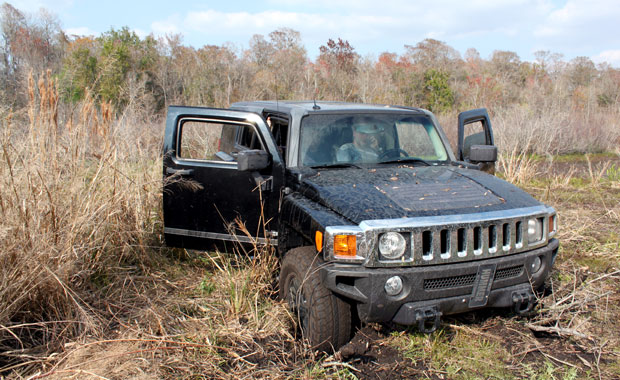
top-left (0, 71), bottom-right (161, 372)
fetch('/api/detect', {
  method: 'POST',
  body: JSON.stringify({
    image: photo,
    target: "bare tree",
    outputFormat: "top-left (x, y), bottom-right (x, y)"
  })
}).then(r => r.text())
top-left (405, 38), bottom-right (461, 73)
top-left (316, 38), bottom-right (360, 100)
top-left (0, 3), bottom-right (64, 107)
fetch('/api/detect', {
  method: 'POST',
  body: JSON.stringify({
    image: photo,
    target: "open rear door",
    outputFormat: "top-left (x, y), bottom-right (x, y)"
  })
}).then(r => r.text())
top-left (162, 106), bottom-right (283, 250)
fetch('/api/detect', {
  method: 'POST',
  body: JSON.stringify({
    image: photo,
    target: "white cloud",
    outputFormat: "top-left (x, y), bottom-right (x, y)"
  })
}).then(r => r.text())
top-left (145, 0), bottom-right (617, 62)
top-left (151, 2), bottom-right (548, 48)
top-left (182, 10), bottom-right (337, 34)
top-left (11, 0), bottom-right (74, 12)
top-left (534, 1), bottom-right (620, 43)
top-left (593, 50), bottom-right (620, 67)
top-left (151, 17), bottom-right (181, 36)
top-left (65, 26), bottom-right (96, 37)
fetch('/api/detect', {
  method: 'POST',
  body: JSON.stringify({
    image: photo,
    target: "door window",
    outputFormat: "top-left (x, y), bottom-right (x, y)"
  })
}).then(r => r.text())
top-left (178, 120), bottom-right (224, 160)
top-left (265, 114), bottom-right (289, 164)
top-left (177, 119), bottom-right (263, 162)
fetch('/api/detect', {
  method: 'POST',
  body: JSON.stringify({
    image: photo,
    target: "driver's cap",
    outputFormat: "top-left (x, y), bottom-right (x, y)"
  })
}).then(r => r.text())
top-left (353, 119), bottom-right (384, 134)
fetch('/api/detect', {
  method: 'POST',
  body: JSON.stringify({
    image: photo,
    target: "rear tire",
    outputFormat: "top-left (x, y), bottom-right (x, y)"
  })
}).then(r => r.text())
top-left (280, 246), bottom-right (352, 351)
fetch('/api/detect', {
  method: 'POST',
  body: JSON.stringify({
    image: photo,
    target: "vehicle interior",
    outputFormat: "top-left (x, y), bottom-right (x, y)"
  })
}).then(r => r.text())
top-left (300, 113), bottom-right (447, 167)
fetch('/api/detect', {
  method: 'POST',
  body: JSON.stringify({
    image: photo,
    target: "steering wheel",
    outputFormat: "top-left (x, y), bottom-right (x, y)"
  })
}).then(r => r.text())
top-left (379, 148), bottom-right (409, 160)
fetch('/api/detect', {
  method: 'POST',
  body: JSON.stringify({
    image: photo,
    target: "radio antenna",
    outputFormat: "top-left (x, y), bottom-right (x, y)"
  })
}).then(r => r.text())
top-left (275, 73), bottom-right (279, 112)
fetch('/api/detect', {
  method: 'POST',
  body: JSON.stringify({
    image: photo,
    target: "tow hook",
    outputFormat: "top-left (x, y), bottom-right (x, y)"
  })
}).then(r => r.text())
top-left (512, 291), bottom-right (535, 315)
top-left (415, 307), bottom-right (442, 333)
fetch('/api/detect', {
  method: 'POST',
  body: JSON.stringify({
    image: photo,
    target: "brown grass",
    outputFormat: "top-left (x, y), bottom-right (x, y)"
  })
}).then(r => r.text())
top-left (0, 71), bottom-right (161, 373)
top-left (439, 103), bottom-right (620, 159)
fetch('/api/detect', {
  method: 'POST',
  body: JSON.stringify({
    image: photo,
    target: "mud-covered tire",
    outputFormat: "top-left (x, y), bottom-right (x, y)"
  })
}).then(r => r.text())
top-left (280, 246), bottom-right (352, 352)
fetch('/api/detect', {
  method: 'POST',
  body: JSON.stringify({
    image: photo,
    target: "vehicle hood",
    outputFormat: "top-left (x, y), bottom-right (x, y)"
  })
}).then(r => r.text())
top-left (299, 165), bottom-right (541, 224)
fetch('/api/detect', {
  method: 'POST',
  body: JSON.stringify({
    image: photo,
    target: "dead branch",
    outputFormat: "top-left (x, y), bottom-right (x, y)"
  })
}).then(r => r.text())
top-left (525, 323), bottom-right (590, 340)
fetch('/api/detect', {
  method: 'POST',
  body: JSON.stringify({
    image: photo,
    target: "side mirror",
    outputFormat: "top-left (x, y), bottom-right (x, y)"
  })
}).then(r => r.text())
top-left (463, 131), bottom-right (485, 159)
top-left (237, 149), bottom-right (270, 171)
top-left (469, 145), bottom-right (497, 162)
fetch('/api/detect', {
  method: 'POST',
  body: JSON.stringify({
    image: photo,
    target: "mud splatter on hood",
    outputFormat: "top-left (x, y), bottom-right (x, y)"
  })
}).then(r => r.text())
top-left (299, 165), bottom-right (541, 224)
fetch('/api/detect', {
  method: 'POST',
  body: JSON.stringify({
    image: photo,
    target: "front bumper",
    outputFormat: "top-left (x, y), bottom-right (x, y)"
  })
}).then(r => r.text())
top-left (321, 238), bottom-right (559, 325)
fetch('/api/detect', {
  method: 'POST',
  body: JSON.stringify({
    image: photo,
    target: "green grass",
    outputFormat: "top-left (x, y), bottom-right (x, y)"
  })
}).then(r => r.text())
top-left (522, 361), bottom-right (579, 380)
top-left (198, 274), bottom-right (216, 295)
top-left (394, 328), bottom-right (513, 379)
top-left (606, 164), bottom-right (620, 182)
top-left (393, 326), bottom-right (593, 380)
top-left (306, 362), bottom-right (358, 380)
top-left (530, 152), bottom-right (618, 163)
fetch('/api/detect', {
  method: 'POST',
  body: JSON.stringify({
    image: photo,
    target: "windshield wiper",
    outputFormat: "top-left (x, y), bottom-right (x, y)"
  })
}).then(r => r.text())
top-left (378, 157), bottom-right (431, 166)
top-left (310, 162), bottom-right (363, 169)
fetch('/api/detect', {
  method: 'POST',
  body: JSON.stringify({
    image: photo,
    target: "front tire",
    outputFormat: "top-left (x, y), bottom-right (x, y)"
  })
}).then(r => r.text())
top-left (279, 246), bottom-right (352, 351)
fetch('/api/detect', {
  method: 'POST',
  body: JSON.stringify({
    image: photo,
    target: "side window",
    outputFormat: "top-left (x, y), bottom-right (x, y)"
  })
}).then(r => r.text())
top-left (178, 120), bottom-right (225, 160)
top-left (178, 119), bottom-right (263, 162)
top-left (265, 114), bottom-right (289, 164)
top-left (237, 125), bottom-right (262, 150)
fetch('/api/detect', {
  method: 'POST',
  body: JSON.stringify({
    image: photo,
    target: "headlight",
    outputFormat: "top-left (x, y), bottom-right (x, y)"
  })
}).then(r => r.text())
top-left (385, 276), bottom-right (403, 296)
top-left (530, 256), bottom-right (542, 273)
top-left (527, 218), bottom-right (543, 244)
top-left (378, 232), bottom-right (407, 260)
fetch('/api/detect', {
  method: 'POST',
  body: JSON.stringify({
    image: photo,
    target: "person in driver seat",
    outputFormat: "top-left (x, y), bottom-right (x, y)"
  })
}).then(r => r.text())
top-left (336, 117), bottom-right (384, 162)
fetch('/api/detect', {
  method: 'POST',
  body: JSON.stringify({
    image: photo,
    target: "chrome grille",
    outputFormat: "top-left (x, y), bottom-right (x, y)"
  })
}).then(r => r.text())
top-left (416, 221), bottom-right (521, 264)
top-left (411, 218), bottom-right (532, 265)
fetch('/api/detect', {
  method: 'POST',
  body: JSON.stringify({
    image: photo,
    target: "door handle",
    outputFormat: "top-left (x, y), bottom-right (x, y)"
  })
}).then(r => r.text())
top-left (166, 167), bottom-right (194, 176)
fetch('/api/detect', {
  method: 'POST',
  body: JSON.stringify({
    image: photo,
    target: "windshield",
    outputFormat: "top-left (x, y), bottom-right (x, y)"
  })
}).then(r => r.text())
top-left (299, 113), bottom-right (449, 167)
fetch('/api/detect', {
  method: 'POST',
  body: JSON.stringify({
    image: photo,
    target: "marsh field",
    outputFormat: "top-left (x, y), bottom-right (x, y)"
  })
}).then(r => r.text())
top-left (1, 4), bottom-right (620, 378)
top-left (0, 75), bottom-right (618, 380)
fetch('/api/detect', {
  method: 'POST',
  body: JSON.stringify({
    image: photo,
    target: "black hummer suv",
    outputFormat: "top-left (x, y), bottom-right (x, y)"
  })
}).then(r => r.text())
top-left (163, 101), bottom-right (558, 351)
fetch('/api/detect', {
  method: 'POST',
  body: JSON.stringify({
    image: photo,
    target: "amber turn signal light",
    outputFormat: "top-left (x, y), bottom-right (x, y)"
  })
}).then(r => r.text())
top-left (315, 231), bottom-right (323, 252)
top-left (334, 235), bottom-right (357, 257)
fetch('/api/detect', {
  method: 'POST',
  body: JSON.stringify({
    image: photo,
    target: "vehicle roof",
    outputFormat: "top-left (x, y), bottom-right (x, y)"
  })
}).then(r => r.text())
top-left (231, 100), bottom-right (427, 114)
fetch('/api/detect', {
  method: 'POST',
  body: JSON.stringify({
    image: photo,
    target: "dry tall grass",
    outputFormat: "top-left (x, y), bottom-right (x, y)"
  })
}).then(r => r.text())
top-left (0, 71), bottom-right (162, 372)
top-left (438, 102), bottom-right (620, 185)
top-left (16, 218), bottom-right (311, 379)
top-left (439, 102), bottom-right (620, 158)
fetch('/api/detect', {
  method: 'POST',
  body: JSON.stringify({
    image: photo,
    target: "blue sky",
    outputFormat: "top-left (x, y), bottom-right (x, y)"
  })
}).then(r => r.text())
top-left (10, 0), bottom-right (620, 66)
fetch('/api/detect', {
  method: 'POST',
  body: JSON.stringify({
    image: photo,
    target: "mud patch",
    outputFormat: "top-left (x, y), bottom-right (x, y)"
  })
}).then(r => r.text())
top-left (335, 325), bottom-right (436, 380)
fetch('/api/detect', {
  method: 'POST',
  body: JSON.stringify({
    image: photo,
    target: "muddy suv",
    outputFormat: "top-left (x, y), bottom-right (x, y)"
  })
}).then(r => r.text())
top-left (162, 101), bottom-right (559, 351)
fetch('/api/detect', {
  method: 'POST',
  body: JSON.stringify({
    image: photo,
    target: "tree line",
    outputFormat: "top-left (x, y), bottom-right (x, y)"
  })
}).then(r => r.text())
top-left (2, 3), bottom-right (619, 136)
